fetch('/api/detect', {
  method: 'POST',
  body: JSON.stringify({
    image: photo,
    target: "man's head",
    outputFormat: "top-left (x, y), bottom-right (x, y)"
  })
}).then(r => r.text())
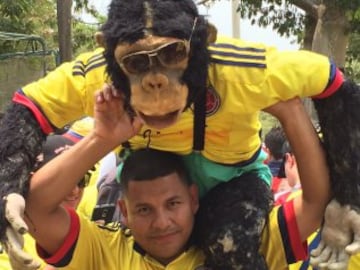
top-left (36, 134), bottom-right (91, 209)
top-left (100, 0), bottom-right (211, 129)
top-left (264, 126), bottom-right (286, 161)
top-left (118, 148), bottom-right (199, 264)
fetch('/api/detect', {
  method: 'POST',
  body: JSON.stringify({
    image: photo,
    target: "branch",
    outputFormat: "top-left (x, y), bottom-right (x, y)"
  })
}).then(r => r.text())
top-left (290, 0), bottom-right (318, 18)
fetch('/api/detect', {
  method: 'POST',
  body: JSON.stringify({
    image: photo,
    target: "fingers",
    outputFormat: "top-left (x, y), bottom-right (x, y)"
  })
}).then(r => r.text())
top-left (310, 245), bottom-right (332, 266)
top-left (345, 241), bottom-right (360, 254)
top-left (311, 245), bottom-right (349, 270)
top-left (8, 251), bottom-right (41, 270)
top-left (320, 250), bottom-right (349, 270)
top-left (327, 250), bottom-right (349, 270)
top-left (310, 241), bottom-right (325, 257)
top-left (96, 84), bottom-right (122, 103)
top-left (4, 228), bottom-right (40, 270)
top-left (4, 193), bottom-right (28, 234)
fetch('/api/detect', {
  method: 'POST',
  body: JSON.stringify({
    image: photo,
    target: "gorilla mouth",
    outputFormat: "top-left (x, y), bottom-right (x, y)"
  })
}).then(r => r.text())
top-left (138, 110), bottom-right (180, 129)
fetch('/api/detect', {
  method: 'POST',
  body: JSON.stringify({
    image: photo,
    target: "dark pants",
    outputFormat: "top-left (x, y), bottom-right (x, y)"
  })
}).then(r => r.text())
top-left (194, 172), bottom-right (273, 270)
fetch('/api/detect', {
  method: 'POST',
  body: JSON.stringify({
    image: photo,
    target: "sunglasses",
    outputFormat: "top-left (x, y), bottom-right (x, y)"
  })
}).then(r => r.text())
top-left (119, 17), bottom-right (198, 75)
top-left (77, 170), bottom-right (92, 188)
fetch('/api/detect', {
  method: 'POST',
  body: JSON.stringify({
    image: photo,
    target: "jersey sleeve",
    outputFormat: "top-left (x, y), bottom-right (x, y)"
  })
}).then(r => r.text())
top-left (208, 36), bottom-right (333, 112)
top-left (264, 49), bottom-right (332, 101)
top-left (261, 199), bottom-right (309, 269)
top-left (21, 48), bottom-right (107, 128)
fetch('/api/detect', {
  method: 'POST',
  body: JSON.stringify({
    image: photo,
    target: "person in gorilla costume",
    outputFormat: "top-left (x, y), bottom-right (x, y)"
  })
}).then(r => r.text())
top-left (0, 0), bottom-right (359, 269)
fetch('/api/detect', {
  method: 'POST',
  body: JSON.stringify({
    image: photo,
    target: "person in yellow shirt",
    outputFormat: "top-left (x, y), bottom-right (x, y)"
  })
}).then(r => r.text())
top-left (0, 130), bottom-right (92, 270)
top-left (3, 0), bottom-right (355, 268)
top-left (15, 89), bottom-right (330, 270)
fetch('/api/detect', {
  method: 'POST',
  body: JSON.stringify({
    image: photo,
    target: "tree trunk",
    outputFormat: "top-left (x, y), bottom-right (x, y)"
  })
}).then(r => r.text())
top-left (57, 0), bottom-right (73, 63)
top-left (312, 3), bottom-right (350, 68)
top-left (302, 14), bottom-right (317, 50)
top-left (302, 14), bottom-right (318, 121)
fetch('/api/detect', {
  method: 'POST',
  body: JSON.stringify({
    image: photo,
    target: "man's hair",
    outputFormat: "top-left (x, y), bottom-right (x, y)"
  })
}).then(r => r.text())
top-left (120, 148), bottom-right (192, 192)
top-left (264, 126), bottom-right (286, 160)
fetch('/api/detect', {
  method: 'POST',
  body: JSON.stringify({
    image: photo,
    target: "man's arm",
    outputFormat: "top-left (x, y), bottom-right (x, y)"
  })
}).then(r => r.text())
top-left (0, 49), bottom-right (107, 270)
top-left (24, 86), bottom-right (142, 254)
top-left (264, 97), bottom-right (331, 240)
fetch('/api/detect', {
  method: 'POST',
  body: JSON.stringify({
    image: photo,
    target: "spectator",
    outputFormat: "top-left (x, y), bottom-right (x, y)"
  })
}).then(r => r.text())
top-left (19, 91), bottom-right (331, 269)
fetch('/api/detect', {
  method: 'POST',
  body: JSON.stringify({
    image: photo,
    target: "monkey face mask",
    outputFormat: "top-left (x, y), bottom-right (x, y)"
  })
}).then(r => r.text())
top-left (113, 17), bottom-right (198, 129)
top-left (115, 36), bottom-right (190, 129)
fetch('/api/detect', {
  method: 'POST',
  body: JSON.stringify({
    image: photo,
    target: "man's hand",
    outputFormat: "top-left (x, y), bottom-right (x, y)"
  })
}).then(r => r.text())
top-left (2, 193), bottom-right (40, 270)
top-left (93, 84), bottom-right (143, 146)
top-left (310, 199), bottom-right (360, 270)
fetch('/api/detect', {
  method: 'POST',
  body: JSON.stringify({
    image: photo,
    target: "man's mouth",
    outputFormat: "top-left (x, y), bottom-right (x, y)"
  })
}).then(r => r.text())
top-left (138, 110), bottom-right (181, 129)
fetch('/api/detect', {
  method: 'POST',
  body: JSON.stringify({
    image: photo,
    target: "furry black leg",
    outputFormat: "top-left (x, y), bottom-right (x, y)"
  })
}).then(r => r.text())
top-left (0, 103), bottom-right (46, 240)
top-left (194, 173), bottom-right (273, 270)
top-left (313, 80), bottom-right (360, 207)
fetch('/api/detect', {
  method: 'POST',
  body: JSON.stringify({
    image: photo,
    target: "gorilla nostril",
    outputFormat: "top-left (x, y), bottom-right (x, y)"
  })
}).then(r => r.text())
top-left (149, 82), bottom-right (162, 89)
top-left (142, 74), bottom-right (168, 91)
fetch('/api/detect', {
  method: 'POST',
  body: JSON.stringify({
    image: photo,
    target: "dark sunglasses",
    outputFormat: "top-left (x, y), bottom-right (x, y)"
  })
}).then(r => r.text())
top-left (119, 17), bottom-right (198, 74)
top-left (77, 170), bottom-right (92, 188)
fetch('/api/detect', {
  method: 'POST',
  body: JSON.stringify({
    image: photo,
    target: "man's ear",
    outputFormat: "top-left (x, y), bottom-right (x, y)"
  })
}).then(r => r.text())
top-left (189, 184), bottom-right (199, 214)
top-left (207, 22), bottom-right (217, 44)
top-left (118, 199), bottom-right (128, 226)
top-left (95, 32), bottom-right (106, 48)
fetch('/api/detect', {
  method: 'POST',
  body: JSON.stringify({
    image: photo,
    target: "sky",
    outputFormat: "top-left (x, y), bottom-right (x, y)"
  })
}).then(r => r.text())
top-left (84, 0), bottom-right (299, 51)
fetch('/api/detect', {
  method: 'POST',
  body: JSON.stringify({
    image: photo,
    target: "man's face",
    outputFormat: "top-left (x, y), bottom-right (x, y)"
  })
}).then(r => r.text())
top-left (119, 173), bottom-right (198, 264)
top-left (114, 36), bottom-right (190, 129)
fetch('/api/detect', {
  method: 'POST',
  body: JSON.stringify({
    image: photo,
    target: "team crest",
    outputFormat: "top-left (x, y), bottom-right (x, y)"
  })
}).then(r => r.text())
top-left (206, 85), bottom-right (221, 116)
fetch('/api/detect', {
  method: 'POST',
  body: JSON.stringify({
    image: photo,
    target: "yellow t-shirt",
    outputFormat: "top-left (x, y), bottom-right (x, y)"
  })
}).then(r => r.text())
top-left (37, 199), bottom-right (307, 270)
top-left (22, 37), bottom-right (331, 165)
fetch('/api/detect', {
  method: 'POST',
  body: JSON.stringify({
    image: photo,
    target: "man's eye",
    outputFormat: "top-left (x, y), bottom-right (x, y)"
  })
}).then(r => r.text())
top-left (137, 207), bottom-right (150, 215)
top-left (168, 201), bottom-right (181, 208)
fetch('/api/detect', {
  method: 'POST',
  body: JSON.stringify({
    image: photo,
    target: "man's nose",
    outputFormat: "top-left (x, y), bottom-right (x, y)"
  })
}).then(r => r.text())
top-left (152, 209), bottom-right (171, 229)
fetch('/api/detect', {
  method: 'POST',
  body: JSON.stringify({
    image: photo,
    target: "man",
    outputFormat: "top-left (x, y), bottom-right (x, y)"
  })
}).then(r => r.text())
top-left (19, 90), bottom-right (330, 269)
top-left (0, 132), bottom-right (91, 270)
top-left (0, 0), bottom-right (358, 268)
top-left (264, 126), bottom-right (287, 178)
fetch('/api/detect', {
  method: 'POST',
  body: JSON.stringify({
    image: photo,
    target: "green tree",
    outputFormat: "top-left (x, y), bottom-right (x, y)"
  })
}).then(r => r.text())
top-left (0, 0), bottom-right (57, 43)
top-left (201, 1), bottom-right (360, 68)
top-left (57, 0), bottom-right (102, 62)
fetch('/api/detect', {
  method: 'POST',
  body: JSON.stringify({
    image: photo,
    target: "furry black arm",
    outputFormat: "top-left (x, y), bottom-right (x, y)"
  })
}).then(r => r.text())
top-left (313, 80), bottom-right (360, 207)
top-left (0, 103), bottom-right (46, 240)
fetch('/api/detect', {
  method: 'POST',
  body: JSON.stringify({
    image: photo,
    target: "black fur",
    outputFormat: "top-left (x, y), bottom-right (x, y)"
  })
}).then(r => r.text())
top-left (313, 80), bottom-right (360, 206)
top-left (0, 104), bottom-right (46, 240)
top-left (194, 173), bottom-right (274, 270)
top-left (101, 0), bottom-right (210, 110)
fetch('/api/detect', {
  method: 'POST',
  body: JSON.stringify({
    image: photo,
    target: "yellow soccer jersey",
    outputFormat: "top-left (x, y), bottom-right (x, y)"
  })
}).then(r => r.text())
top-left (38, 209), bottom-right (206, 270)
top-left (36, 200), bottom-right (307, 270)
top-left (21, 37), bottom-right (331, 165)
top-left (261, 199), bottom-right (308, 270)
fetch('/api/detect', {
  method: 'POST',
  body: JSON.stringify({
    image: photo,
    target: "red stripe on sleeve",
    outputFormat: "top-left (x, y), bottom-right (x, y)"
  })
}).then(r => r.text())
top-left (36, 207), bottom-right (80, 264)
top-left (312, 68), bottom-right (344, 99)
top-left (12, 92), bottom-right (54, 134)
top-left (283, 200), bottom-right (309, 261)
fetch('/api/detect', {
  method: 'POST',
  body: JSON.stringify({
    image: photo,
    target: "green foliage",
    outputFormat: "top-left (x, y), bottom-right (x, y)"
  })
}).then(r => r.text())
top-left (344, 33), bottom-right (360, 83)
top-left (237, 0), bottom-right (305, 39)
top-left (72, 20), bottom-right (99, 56)
top-left (74, 0), bottom-right (99, 17)
top-left (0, 0), bottom-right (57, 50)
top-left (260, 111), bottom-right (279, 140)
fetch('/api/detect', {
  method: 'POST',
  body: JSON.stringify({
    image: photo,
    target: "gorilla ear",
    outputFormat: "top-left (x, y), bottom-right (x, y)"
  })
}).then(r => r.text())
top-left (207, 22), bottom-right (217, 44)
top-left (95, 32), bottom-right (106, 48)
